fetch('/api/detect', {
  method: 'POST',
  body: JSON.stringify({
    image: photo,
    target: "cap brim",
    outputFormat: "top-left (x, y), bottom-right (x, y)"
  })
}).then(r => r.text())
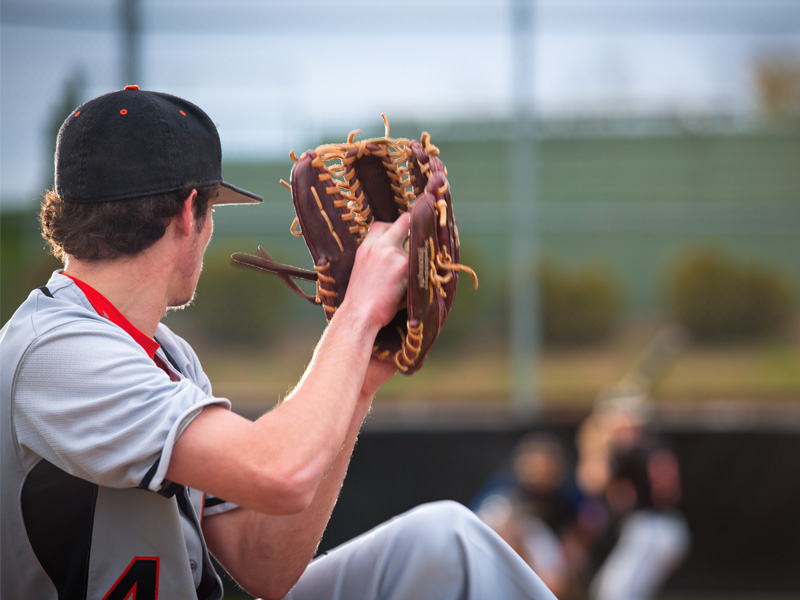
top-left (214, 181), bottom-right (263, 205)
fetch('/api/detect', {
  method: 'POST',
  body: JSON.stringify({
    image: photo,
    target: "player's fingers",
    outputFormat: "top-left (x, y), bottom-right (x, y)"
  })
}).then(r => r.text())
top-left (361, 213), bottom-right (410, 249)
top-left (359, 220), bottom-right (390, 248)
top-left (379, 212), bottom-right (411, 248)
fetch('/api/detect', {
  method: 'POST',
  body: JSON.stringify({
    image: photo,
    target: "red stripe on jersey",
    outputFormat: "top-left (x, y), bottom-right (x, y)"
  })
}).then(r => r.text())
top-left (62, 273), bottom-right (160, 359)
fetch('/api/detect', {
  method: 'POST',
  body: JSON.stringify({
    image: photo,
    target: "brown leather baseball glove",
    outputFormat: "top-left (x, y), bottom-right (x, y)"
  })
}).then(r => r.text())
top-left (232, 116), bottom-right (477, 374)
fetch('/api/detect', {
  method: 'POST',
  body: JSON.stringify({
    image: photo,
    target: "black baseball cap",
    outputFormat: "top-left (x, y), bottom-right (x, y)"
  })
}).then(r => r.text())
top-left (55, 85), bottom-right (263, 206)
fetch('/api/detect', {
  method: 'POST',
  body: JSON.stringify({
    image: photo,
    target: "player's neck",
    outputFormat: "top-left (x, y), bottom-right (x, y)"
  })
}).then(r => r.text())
top-left (63, 245), bottom-right (173, 339)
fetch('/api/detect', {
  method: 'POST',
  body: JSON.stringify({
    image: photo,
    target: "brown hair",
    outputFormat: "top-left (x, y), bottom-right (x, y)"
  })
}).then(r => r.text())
top-left (40, 184), bottom-right (218, 262)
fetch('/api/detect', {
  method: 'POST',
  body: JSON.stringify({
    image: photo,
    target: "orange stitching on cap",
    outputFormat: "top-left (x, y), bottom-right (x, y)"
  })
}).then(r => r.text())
top-left (179, 110), bottom-right (186, 116)
top-left (74, 111), bottom-right (81, 117)
top-left (120, 109), bottom-right (128, 115)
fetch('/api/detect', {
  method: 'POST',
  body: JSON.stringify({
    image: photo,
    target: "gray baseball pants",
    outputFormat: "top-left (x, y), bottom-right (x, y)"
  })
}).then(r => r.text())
top-left (282, 500), bottom-right (559, 600)
top-left (590, 510), bottom-right (690, 600)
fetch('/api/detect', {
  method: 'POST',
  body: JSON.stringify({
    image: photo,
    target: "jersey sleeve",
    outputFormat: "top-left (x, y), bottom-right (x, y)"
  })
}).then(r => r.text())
top-left (203, 495), bottom-right (239, 517)
top-left (13, 319), bottom-right (230, 493)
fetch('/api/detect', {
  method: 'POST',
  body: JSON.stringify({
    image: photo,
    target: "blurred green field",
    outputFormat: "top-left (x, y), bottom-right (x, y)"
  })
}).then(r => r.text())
top-left (189, 315), bottom-right (800, 420)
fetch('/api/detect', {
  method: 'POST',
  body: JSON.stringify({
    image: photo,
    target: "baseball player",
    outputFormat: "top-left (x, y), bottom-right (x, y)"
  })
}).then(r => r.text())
top-left (472, 432), bottom-right (615, 599)
top-left (576, 394), bottom-right (691, 600)
top-left (0, 87), bottom-right (558, 600)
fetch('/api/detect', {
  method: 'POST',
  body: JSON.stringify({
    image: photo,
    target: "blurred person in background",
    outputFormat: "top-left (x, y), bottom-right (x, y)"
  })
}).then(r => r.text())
top-left (472, 432), bottom-right (607, 598)
top-left (575, 390), bottom-right (691, 600)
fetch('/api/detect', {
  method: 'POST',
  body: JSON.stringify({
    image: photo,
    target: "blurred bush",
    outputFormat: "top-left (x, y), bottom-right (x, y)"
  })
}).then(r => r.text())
top-left (173, 251), bottom-right (305, 345)
top-left (538, 258), bottom-right (624, 346)
top-left (666, 247), bottom-right (795, 342)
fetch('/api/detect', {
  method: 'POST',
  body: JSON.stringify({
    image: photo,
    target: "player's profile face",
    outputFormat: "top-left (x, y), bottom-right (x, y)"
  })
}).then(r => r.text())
top-left (168, 205), bottom-right (214, 310)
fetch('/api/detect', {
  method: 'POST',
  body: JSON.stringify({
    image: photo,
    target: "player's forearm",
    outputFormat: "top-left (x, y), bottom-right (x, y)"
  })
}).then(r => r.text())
top-left (263, 301), bottom-right (380, 490)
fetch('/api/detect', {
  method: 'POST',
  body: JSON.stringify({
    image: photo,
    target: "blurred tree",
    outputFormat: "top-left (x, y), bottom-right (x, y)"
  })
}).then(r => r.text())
top-left (666, 247), bottom-right (795, 342)
top-left (754, 51), bottom-right (800, 124)
top-left (538, 258), bottom-right (623, 346)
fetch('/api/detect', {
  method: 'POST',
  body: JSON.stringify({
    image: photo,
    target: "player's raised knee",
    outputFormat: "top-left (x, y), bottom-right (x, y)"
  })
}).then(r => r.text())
top-left (398, 500), bottom-right (479, 540)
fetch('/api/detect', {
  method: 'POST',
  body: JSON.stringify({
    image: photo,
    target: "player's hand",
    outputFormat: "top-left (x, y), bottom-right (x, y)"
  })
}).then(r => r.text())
top-left (344, 213), bottom-right (410, 331)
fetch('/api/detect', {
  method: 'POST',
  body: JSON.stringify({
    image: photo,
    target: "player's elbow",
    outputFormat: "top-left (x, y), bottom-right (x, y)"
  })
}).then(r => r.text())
top-left (269, 476), bottom-right (317, 515)
top-left (247, 578), bottom-right (301, 600)
top-left (251, 461), bottom-right (320, 515)
top-left (237, 565), bottom-right (304, 600)
top-left (236, 565), bottom-right (305, 600)
top-left (258, 589), bottom-right (290, 600)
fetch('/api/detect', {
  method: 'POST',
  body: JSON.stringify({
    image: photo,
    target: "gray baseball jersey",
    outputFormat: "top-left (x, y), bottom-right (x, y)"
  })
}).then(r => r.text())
top-left (1, 272), bottom-right (236, 599)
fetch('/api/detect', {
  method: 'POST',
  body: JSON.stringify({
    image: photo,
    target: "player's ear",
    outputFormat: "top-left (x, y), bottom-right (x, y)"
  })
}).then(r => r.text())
top-left (174, 189), bottom-right (198, 236)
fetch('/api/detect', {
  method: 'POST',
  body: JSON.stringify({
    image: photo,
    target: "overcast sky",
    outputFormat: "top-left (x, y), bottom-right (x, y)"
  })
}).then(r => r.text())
top-left (2, 0), bottom-right (799, 208)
